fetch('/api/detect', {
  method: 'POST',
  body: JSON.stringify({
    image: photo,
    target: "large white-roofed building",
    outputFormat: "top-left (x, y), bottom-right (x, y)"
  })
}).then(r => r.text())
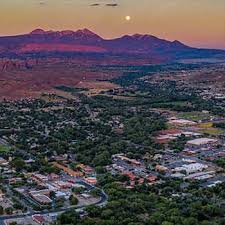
top-left (174, 163), bottom-right (208, 174)
top-left (187, 138), bottom-right (217, 146)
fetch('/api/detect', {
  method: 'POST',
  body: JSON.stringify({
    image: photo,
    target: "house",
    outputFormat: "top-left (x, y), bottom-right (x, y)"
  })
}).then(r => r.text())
top-left (83, 166), bottom-right (94, 175)
top-left (122, 172), bottom-right (136, 181)
top-left (84, 177), bottom-right (97, 185)
top-left (32, 214), bottom-right (45, 225)
top-left (9, 177), bottom-right (23, 184)
top-left (32, 174), bottom-right (48, 183)
top-left (55, 191), bottom-right (67, 199)
top-left (155, 165), bottom-right (169, 173)
top-left (146, 175), bottom-right (157, 183)
top-left (113, 154), bottom-right (141, 166)
top-left (48, 173), bottom-right (60, 181)
top-left (0, 157), bottom-right (7, 165)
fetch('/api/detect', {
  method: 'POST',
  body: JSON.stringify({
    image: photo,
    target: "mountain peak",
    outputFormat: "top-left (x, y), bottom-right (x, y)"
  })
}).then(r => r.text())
top-left (76, 28), bottom-right (96, 35)
top-left (30, 29), bottom-right (47, 35)
top-left (132, 33), bottom-right (158, 40)
top-left (74, 28), bottom-right (102, 40)
top-left (29, 28), bottom-right (102, 41)
top-left (172, 40), bottom-right (189, 48)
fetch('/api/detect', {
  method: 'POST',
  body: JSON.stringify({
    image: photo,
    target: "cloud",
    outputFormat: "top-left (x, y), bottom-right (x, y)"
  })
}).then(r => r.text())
top-left (105, 3), bottom-right (118, 7)
top-left (89, 1), bottom-right (119, 7)
top-left (39, 1), bottom-right (46, 5)
top-left (90, 3), bottom-right (101, 7)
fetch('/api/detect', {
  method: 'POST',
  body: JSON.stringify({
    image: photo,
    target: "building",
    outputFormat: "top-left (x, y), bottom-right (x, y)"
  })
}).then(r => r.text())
top-left (0, 157), bottom-right (7, 165)
top-left (155, 165), bottom-right (169, 173)
top-left (48, 173), bottom-right (60, 181)
top-left (146, 175), bottom-right (157, 183)
top-left (174, 163), bottom-right (208, 174)
top-left (184, 171), bottom-right (215, 181)
top-left (113, 154), bottom-right (141, 166)
top-left (168, 118), bottom-right (197, 126)
top-left (83, 166), bottom-right (94, 175)
top-left (187, 138), bottom-right (217, 146)
top-left (53, 162), bottom-right (83, 177)
top-left (53, 181), bottom-right (72, 189)
top-left (156, 129), bottom-right (201, 143)
top-left (55, 191), bottom-right (67, 199)
top-left (84, 177), bottom-right (97, 185)
top-left (32, 174), bottom-right (48, 183)
top-left (32, 214), bottom-right (45, 225)
top-left (31, 194), bottom-right (52, 205)
top-left (122, 172), bottom-right (136, 181)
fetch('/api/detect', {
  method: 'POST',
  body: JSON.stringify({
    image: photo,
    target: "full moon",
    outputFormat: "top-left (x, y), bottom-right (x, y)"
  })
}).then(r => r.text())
top-left (125, 16), bottom-right (131, 21)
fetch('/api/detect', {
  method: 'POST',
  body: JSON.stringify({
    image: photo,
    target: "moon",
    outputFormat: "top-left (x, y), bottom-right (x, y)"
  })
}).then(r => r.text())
top-left (125, 16), bottom-right (131, 21)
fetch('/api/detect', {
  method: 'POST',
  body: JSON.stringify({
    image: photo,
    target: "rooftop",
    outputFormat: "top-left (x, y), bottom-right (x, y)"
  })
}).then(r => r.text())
top-left (187, 138), bottom-right (217, 145)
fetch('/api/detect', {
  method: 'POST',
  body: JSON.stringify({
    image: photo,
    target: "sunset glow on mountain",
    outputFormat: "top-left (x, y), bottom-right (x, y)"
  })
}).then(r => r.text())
top-left (0, 0), bottom-right (224, 49)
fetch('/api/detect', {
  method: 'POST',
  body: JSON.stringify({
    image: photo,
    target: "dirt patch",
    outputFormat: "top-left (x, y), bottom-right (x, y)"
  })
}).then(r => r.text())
top-left (0, 64), bottom-right (121, 101)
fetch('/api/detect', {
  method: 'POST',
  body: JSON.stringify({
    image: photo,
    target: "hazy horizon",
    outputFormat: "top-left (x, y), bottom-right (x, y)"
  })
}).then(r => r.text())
top-left (0, 0), bottom-right (225, 49)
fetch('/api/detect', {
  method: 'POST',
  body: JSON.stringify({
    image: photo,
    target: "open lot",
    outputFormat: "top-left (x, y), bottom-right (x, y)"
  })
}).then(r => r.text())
top-left (178, 111), bottom-right (213, 122)
top-left (0, 63), bottom-right (121, 101)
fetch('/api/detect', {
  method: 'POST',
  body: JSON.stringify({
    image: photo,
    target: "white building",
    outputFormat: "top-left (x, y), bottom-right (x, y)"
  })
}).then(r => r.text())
top-left (168, 118), bottom-right (197, 126)
top-left (174, 163), bottom-right (208, 174)
top-left (187, 138), bottom-right (217, 146)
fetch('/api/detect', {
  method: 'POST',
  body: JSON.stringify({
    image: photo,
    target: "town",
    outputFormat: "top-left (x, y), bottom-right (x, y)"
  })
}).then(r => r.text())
top-left (0, 62), bottom-right (224, 225)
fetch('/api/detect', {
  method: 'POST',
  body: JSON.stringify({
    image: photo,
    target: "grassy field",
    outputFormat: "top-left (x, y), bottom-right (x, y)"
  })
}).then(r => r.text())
top-left (198, 122), bottom-right (213, 128)
top-left (0, 145), bottom-right (11, 153)
top-left (178, 111), bottom-right (212, 122)
top-left (196, 122), bottom-right (225, 135)
top-left (198, 128), bottom-right (225, 136)
top-left (156, 101), bottom-right (191, 107)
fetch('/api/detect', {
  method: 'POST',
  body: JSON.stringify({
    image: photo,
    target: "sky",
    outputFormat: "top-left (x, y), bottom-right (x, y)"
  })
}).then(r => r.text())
top-left (0, 0), bottom-right (225, 49)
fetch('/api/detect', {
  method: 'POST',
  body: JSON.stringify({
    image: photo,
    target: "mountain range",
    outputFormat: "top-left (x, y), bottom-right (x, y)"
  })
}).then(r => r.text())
top-left (0, 28), bottom-right (225, 62)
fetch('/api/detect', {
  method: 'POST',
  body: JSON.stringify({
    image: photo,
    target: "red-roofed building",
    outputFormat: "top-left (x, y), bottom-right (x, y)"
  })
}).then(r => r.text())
top-left (147, 175), bottom-right (157, 183)
top-left (158, 129), bottom-right (182, 135)
top-left (123, 172), bottom-right (136, 181)
top-left (83, 166), bottom-right (94, 175)
top-left (32, 214), bottom-right (45, 225)
top-left (84, 177), bottom-right (97, 185)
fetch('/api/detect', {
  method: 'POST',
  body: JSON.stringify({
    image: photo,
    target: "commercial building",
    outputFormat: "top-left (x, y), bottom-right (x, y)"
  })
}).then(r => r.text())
top-left (174, 163), bottom-right (208, 174)
top-left (187, 138), bottom-right (217, 146)
top-left (168, 118), bottom-right (197, 126)
top-left (32, 214), bottom-right (45, 225)
top-left (31, 194), bottom-right (52, 205)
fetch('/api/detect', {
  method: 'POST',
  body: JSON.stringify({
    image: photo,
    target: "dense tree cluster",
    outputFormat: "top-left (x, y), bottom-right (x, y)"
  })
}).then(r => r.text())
top-left (56, 174), bottom-right (225, 225)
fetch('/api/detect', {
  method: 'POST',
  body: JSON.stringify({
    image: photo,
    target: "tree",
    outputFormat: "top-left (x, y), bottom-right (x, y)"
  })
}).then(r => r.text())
top-left (90, 188), bottom-right (102, 197)
top-left (0, 206), bottom-right (4, 215)
top-left (50, 191), bottom-right (56, 199)
top-left (9, 222), bottom-right (18, 225)
top-left (10, 158), bottom-right (25, 172)
top-left (162, 222), bottom-right (174, 225)
top-left (69, 195), bottom-right (78, 205)
top-left (72, 187), bottom-right (85, 194)
top-left (57, 210), bottom-right (80, 224)
top-left (5, 207), bottom-right (13, 215)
